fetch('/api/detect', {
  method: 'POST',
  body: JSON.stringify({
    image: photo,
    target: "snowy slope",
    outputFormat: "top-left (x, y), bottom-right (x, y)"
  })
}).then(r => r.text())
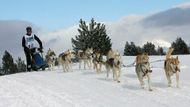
top-left (0, 55), bottom-right (190, 107)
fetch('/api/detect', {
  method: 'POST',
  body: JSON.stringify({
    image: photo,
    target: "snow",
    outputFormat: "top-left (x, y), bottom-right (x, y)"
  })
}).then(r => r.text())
top-left (0, 55), bottom-right (190, 107)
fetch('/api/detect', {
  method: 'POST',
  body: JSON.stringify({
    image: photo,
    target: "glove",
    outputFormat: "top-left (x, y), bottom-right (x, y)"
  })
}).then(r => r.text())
top-left (24, 47), bottom-right (30, 53)
top-left (38, 48), bottom-right (43, 53)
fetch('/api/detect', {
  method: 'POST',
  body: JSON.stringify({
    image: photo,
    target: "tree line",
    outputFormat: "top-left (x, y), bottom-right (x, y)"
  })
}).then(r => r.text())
top-left (72, 18), bottom-right (190, 56)
top-left (124, 37), bottom-right (190, 56)
top-left (124, 42), bottom-right (164, 56)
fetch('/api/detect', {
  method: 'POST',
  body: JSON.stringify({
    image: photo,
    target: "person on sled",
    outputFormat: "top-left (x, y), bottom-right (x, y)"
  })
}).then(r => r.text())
top-left (22, 26), bottom-right (43, 71)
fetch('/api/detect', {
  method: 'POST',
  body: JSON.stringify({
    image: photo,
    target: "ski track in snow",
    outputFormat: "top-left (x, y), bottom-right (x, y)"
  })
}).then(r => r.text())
top-left (0, 55), bottom-right (190, 107)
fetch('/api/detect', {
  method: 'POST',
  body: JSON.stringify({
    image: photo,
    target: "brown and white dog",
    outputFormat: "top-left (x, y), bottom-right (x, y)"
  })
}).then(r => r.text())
top-left (59, 49), bottom-right (75, 72)
top-left (103, 49), bottom-right (121, 83)
top-left (77, 48), bottom-right (93, 69)
top-left (164, 48), bottom-right (180, 88)
top-left (135, 53), bottom-right (153, 91)
top-left (92, 51), bottom-right (103, 73)
top-left (46, 48), bottom-right (56, 70)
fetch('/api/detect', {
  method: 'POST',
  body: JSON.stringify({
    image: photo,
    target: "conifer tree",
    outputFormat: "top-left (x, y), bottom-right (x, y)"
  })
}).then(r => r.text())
top-left (72, 18), bottom-right (112, 55)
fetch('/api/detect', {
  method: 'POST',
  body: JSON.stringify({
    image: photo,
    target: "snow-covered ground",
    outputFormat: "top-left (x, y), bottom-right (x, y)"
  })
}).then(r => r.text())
top-left (0, 55), bottom-right (190, 107)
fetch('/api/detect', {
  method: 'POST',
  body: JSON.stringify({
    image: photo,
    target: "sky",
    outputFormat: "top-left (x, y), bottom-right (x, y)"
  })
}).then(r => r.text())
top-left (1, 0), bottom-right (190, 31)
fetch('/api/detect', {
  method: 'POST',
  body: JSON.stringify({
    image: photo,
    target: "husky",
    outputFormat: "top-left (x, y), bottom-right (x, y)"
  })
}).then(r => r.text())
top-left (93, 51), bottom-right (103, 73)
top-left (164, 48), bottom-right (180, 88)
top-left (103, 49), bottom-right (121, 83)
top-left (46, 48), bottom-right (56, 70)
top-left (59, 49), bottom-right (74, 72)
top-left (77, 48), bottom-right (93, 69)
top-left (135, 53), bottom-right (153, 91)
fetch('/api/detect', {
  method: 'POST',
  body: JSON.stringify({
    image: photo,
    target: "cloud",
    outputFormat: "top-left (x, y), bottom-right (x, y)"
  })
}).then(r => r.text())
top-left (142, 7), bottom-right (190, 27)
top-left (40, 25), bottom-right (78, 55)
top-left (105, 4), bottom-right (190, 52)
top-left (152, 39), bottom-right (171, 48)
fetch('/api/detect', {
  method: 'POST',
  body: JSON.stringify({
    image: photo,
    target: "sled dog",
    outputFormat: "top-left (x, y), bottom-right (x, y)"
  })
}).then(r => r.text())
top-left (135, 53), bottom-right (153, 91)
top-left (164, 48), bottom-right (180, 87)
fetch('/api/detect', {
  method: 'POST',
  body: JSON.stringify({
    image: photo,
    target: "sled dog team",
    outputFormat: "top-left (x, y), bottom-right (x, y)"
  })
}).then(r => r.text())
top-left (45, 47), bottom-right (180, 91)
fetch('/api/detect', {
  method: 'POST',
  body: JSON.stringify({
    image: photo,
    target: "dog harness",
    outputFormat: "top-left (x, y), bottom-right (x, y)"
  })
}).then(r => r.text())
top-left (94, 55), bottom-right (103, 63)
top-left (164, 60), bottom-right (180, 73)
top-left (137, 62), bottom-right (151, 77)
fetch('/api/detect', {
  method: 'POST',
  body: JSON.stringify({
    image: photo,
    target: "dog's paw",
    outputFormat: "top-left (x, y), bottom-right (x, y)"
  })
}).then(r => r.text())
top-left (141, 86), bottom-right (145, 89)
top-left (149, 89), bottom-right (153, 91)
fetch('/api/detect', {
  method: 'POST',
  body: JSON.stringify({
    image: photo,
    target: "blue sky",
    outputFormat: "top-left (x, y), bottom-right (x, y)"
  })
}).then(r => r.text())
top-left (0, 0), bottom-right (190, 31)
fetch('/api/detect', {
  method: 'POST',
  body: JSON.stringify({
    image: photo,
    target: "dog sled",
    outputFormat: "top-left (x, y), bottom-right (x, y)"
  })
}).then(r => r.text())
top-left (32, 48), bottom-right (48, 71)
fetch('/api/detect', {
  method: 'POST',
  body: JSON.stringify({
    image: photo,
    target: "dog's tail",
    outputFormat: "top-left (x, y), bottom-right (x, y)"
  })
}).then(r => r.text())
top-left (166, 48), bottom-right (174, 60)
